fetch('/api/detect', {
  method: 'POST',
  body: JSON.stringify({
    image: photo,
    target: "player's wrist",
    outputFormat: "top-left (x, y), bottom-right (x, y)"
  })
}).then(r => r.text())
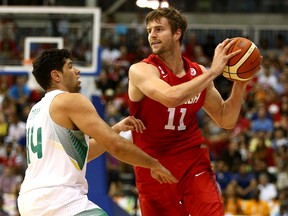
top-left (111, 124), bottom-right (121, 134)
top-left (150, 158), bottom-right (161, 170)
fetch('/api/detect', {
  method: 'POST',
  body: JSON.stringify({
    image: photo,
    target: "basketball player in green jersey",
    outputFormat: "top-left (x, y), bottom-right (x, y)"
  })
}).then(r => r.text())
top-left (18, 48), bottom-right (177, 216)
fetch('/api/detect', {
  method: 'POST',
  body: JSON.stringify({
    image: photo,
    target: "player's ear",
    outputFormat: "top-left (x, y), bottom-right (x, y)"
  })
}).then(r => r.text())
top-left (174, 29), bottom-right (181, 41)
top-left (51, 70), bottom-right (61, 82)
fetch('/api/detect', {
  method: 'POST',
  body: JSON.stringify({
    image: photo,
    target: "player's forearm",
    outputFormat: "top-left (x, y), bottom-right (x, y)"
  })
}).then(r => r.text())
top-left (107, 135), bottom-right (159, 169)
top-left (87, 124), bottom-right (131, 161)
top-left (168, 70), bottom-right (219, 107)
top-left (87, 139), bottom-right (106, 162)
top-left (221, 82), bottom-right (247, 128)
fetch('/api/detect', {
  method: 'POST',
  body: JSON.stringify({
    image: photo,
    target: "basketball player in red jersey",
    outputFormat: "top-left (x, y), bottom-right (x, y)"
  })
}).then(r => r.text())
top-left (128, 7), bottom-right (261, 216)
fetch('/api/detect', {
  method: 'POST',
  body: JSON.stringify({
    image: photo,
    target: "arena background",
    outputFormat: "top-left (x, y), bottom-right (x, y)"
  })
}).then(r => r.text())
top-left (0, 0), bottom-right (287, 216)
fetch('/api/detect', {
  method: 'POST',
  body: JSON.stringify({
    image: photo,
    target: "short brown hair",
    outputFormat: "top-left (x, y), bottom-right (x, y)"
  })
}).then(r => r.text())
top-left (146, 7), bottom-right (187, 44)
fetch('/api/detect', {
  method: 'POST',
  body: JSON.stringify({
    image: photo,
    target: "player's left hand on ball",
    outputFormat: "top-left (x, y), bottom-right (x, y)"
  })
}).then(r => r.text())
top-left (116, 116), bottom-right (146, 133)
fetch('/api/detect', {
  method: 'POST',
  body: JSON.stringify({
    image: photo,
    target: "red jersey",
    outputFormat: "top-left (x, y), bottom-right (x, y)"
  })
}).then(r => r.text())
top-left (129, 54), bottom-right (206, 160)
top-left (129, 55), bottom-right (225, 216)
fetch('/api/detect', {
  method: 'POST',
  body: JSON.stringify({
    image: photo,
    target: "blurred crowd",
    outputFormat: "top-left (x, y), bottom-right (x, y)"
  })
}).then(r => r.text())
top-left (0, 27), bottom-right (288, 216)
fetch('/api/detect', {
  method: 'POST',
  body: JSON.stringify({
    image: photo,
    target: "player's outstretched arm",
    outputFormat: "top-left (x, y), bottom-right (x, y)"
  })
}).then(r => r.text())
top-left (54, 93), bottom-right (177, 184)
top-left (88, 116), bottom-right (146, 161)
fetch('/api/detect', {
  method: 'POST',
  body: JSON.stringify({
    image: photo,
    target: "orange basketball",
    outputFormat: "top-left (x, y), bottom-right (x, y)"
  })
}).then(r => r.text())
top-left (223, 37), bottom-right (262, 81)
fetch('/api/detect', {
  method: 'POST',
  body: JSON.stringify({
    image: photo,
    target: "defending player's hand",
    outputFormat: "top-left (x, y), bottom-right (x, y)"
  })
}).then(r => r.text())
top-left (150, 161), bottom-right (178, 184)
top-left (112, 116), bottom-right (146, 133)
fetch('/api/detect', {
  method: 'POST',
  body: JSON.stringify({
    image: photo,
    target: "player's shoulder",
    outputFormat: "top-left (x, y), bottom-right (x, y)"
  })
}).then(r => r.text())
top-left (130, 61), bottom-right (148, 68)
top-left (53, 92), bottom-right (88, 108)
top-left (130, 61), bottom-right (157, 73)
top-left (54, 91), bottom-right (82, 99)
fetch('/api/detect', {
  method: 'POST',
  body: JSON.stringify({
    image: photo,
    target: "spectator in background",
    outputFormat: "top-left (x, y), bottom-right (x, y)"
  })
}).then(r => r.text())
top-left (7, 75), bottom-right (32, 119)
top-left (5, 113), bottom-right (26, 146)
top-left (257, 58), bottom-right (279, 92)
top-left (275, 148), bottom-right (288, 191)
top-left (202, 114), bottom-right (231, 159)
top-left (104, 101), bottom-right (122, 127)
top-left (193, 45), bottom-right (211, 68)
top-left (0, 113), bottom-right (8, 144)
top-left (0, 30), bottom-right (18, 63)
top-left (265, 87), bottom-right (282, 120)
top-left (95, 69), bottom-right (117, 97)
top-left (241, 189), bottom-right (270, 216)
top-left (100, 39), bottom-right (121, 67)
top-left (0, 75), bottom-right (11, 107)
top-left (279, 188), bottom-right (288, 216)
top-left (221, 137), bottom-right (243, 173)
top-left (272, 126), bottom-right (288, 150)
top-left (131, 11), bottom-right (146, 38)
top-left (251, 135), bottom-right (276, 169)
top-left (258, 172), bottom-right (278, 206)
top-left (231, 161), bottom-right (257, 200)
top-left (259, 38), bottom-right (270, 58)
top-left (249, 129), bottom-right (272, 153)
top-left (133, 37), bottom-right (151, 62)
top-left (238, 133), bottom-right (249, 162)
top-left (0, 166), bottom-right (22, 216)
top-left (278, 46), bottom-right (288, 68)
top-left (106, 153), bottom-right (122, 197)
top-left (222, 182), bottom-right (243, 215)
top-left (0, 142), bottom-right (22, 169)
top-left (214, 160), bottom-right (232, 192)
top-left (274, 97), bottom-right (288, 129)
top-left (250, 105), bottom-right (274, 138)
top-left (181, 32), bottom-right (197, 61)
top-left (231, 110), bottom-right (251, 137)
top-left (202, 34), bottom-right (217, 60)
top-left (0, 195), bottom-right (9, 216)
top-left (7, 75), bottom-right (31, 105)
top-left (274, 34), bottom-right (286, 57)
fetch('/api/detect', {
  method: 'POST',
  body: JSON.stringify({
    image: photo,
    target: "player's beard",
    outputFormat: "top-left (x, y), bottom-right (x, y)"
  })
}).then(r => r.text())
top-left (69, 82), bottom-right (81, 93)
top-left (152, 40), bottom-right (173, 56)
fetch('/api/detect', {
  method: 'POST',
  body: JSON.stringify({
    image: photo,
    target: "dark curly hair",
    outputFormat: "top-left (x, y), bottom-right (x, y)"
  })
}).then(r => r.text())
top-left (32, 48), bottom-right (71, 90)
top-left (145, 7), bottom-right (187, 44)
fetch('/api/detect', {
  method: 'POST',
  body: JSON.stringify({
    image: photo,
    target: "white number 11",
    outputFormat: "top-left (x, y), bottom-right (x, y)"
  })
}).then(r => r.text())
top-left (164, 108), bottom-right (187, 131)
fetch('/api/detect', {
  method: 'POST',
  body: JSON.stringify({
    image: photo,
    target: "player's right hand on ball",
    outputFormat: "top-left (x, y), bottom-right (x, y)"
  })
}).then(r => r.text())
top-left (211, 38), bottom-right (241, 75)
top-left (150, 161), bottom-right (178, 184)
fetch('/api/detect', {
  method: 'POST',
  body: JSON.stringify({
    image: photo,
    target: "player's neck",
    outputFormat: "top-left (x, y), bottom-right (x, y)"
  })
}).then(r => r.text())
top-left (158, 52), bottom-right (184, 77)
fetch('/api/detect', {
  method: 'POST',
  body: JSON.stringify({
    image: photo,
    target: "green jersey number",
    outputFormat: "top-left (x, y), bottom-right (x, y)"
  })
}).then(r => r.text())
top-left (26, 126), bottom-right (43, 164)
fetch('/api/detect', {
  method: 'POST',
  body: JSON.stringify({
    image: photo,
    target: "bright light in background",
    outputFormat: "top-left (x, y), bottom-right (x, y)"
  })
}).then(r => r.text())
top-left (136, 0), bottom-right (169, 9)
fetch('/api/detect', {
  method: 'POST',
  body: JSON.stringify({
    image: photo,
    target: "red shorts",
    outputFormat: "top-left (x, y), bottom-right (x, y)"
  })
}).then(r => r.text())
top-left (135, 145), bottom-right (224, 216)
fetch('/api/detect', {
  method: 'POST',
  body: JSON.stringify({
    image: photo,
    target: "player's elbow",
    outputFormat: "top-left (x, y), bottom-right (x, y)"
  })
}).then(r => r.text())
top-left (163, 99), bottom-right (182, 108)
top-left (106, 137), bottom-right (129, 157)
top-left (217, 121), bottom-right (236, 130)
top-left (107, 140), bottom-right (122, 155)
top-left (223, 124), bottom-right (235, 130)
top-left (162, 92), bottom-right (184, 108)
top-left (165, 100), bottom-right (181, 108)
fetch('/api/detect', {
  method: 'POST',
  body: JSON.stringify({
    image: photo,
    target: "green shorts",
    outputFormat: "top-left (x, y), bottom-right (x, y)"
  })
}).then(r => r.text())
top-left (74, 208), bottom-right (108, 216)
